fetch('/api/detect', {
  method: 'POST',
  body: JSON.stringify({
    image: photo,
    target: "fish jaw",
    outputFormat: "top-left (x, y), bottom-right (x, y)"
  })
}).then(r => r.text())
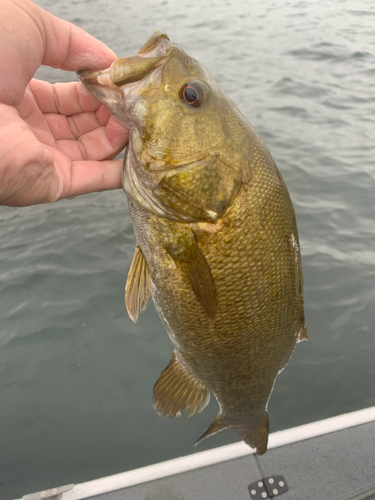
top-left (77, 68), bottom-right (129, 124)
top-left (77, 30), bottom-right (172, 128)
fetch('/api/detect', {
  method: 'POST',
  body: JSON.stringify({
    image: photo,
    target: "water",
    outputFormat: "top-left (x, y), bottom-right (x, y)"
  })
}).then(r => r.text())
top-left (1, 0), bottom-right (374, 497)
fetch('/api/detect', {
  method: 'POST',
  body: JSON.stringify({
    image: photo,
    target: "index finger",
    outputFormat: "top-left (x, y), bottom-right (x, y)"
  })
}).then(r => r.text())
top-left (29, 79), bottom-right (102, 115)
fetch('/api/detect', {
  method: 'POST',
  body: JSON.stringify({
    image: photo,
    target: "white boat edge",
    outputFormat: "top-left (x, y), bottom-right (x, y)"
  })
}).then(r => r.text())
top-left (17, 406), bottom-right (375, 500)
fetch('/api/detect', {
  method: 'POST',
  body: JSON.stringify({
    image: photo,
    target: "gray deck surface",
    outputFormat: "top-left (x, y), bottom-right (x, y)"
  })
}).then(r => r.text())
top-left (88, 420), bottom-right (375, 500)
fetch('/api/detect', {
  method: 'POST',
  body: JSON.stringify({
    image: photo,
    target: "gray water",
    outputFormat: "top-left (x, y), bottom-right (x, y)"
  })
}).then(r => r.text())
top-left (1, 0), bottom-right (374, 498)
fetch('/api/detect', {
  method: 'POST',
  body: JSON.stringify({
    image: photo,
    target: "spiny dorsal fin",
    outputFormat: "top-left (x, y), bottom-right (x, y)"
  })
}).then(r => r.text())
top-left (166, 235), bottom-right (217, 320)
top-left (125, 245), bottom-right (152, 323)
top-left (153, 351), bottom-right (210, 418)
top-left (195, 414), bottom-right (227, 445)
top-left (232, 412), bottom-right (269, 455)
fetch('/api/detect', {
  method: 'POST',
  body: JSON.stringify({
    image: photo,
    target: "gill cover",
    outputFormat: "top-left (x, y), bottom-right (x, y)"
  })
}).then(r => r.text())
top-left (123, 146), bottom-right (243, 222)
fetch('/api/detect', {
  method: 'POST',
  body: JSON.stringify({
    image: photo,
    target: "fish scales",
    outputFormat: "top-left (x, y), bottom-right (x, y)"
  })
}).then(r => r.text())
top-left (78, 29), bottom-right (306, 454)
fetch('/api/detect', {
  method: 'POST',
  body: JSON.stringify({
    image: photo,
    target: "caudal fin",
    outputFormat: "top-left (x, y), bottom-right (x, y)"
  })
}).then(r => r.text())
top-left (195, 412), bottom-right (269, 454)
top-left (232, 412), bottom-right (269, 455)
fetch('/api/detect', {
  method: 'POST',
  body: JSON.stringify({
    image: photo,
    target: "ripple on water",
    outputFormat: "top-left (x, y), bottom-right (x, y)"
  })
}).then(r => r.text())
top-left (1, 0), bottom-right (375, 497)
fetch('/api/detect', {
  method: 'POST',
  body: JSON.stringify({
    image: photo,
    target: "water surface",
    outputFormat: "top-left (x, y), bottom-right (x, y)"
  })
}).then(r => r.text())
top-left (0, 0), bottom-right (374, 497)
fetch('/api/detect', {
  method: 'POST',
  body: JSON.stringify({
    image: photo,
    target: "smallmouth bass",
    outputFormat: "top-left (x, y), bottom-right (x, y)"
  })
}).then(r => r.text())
top-left (78, 30), bottom-right (306, 454)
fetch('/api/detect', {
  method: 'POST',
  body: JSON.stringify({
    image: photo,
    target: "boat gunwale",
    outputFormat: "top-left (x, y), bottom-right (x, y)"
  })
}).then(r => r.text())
top-left (16, 406), bottom-right (375, 500)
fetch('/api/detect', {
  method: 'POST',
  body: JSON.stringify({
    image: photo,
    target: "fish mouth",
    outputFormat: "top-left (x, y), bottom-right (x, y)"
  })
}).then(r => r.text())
top-left (77, 30), bottom-right (172, 89)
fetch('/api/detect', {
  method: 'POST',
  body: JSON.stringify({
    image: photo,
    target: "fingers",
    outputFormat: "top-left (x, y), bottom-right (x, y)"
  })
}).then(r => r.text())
top-left (16, 85), bottom-right (58, 148)
top-left (29, 79), bottom-right (102, 115)
top-left (0, 102), bottom-right (125, 205)
top-left (68, 159), bottom-right (124, 197)
top-left (55, 115), bottom-right (129, 161)
top-left (48, 145), bottom-right (124, 199)
top-left (44, 107), bottom-right (112, 141)
top-left (44, 104), bottom-right (114, 139)
top-left (45, 112), bottom-right (103, 141)
top-left (24, 79), bottom-right (129, 159)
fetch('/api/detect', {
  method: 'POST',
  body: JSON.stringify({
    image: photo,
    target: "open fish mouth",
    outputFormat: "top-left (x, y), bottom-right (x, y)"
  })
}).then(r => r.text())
top-left (77, 30), bottom-right (172, 89)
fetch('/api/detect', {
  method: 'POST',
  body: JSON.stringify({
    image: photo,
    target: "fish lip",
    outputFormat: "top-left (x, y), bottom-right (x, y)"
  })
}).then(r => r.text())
top-left (77, 30), bottom-right (172, 89)
top-left (76, 69), bottom-right (101, 84)
top-left (77, 68), bottom-right (116, 89)
top-left (76, 69), bottom-right (101, 81)
top-left (137, 30), bottom-right (171, 57)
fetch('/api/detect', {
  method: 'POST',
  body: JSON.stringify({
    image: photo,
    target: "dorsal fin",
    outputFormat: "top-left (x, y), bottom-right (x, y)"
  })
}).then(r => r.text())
top-left (153, 351), bottom-right (210, 418)
top-left (125, 245), bottom-right (152, 323)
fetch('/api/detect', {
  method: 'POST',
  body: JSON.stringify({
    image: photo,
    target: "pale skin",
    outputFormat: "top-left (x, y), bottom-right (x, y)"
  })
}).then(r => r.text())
top-left (0, 0), bottom-right (129, 207)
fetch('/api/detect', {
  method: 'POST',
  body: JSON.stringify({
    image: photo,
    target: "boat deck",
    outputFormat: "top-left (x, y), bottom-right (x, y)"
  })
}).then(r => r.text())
top-left (18, 407), bottom-right (375, 500)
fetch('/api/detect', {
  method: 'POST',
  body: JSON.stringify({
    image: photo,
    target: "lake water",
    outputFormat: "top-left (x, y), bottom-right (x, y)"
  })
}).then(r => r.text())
top-left (1, 0), bottom-right (374, 498)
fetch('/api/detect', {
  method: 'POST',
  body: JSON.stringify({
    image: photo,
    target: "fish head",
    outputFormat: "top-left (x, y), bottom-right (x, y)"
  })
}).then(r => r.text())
top-left (78, 31), bottom-right (251, 222)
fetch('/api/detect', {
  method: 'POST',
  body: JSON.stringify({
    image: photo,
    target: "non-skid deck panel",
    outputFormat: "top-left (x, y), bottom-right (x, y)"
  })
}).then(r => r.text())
top-left (255, 420), bottom-right (375, 500)
top-left (87, 420), bottom-right (375, 500)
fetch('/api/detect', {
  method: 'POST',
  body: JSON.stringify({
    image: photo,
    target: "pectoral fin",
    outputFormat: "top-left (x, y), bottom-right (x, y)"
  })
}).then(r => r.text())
top-left (166, 233), bottom-right (217, 320)
top-left (125, 245), bottom-right (152, 323)
top-left (153, 351), bottom-right (210, 417)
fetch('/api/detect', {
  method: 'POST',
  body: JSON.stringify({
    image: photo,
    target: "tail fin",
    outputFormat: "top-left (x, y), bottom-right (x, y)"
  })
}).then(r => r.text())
top-left (195, 412), bottom-right (270, 455)
top-left (232, 412), bottom-right (269, 455)
top-left (195, 414), bottom-right (227, 445)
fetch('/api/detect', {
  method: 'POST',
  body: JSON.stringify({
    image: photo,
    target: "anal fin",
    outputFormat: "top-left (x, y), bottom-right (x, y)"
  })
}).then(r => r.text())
top-left (153, 351), bottom-right (210, 418)
top-left (125, 245), bottom-right (152, 323)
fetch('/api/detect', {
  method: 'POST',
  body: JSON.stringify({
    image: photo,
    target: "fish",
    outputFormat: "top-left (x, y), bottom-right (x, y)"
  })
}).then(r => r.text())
top-left (77, 30), bottom-right (307, 455)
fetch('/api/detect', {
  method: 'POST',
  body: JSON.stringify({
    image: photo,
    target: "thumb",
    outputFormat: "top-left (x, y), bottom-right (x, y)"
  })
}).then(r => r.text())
top-left (0, 0), bottom-right (117, 106)
top-left (38, 5), bottom-right (117, 71)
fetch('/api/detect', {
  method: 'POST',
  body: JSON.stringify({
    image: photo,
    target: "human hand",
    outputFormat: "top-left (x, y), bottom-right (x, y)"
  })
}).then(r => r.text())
top-left (0, 0), bottom-right (129, 207)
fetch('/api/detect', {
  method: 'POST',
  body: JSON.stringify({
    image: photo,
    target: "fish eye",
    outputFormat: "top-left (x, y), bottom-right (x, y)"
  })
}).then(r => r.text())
top-left (180, 81), bottom-right (207, 108)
